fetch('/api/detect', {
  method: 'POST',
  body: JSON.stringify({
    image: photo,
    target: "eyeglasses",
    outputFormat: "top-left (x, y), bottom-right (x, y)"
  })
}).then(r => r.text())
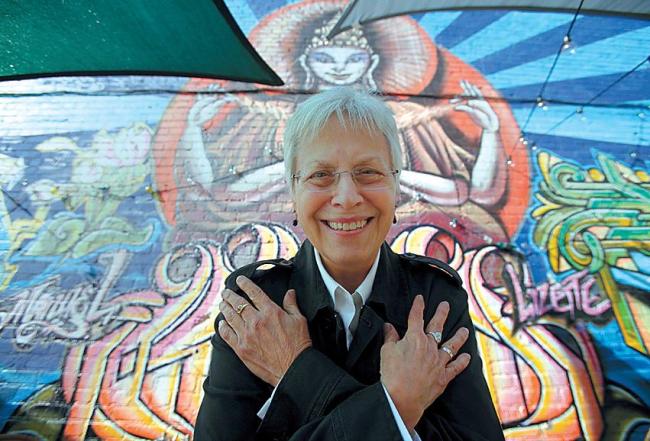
top-left (292, 167), bottom-right (399, 192)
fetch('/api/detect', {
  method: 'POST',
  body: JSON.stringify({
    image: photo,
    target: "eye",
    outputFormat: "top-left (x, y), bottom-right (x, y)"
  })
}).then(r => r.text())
top-left (309, 170), bottom-right (331, 179)
top-left (309, 52), bottom-right (335, 64)
top-left (354, 167), bottom-right (385, 184)
top-left (305, 170), bottom-right (336, 187)
top-left (348, 53), bottom-right (369, 63)
top-left (356, 167), bottom-right (383, 176)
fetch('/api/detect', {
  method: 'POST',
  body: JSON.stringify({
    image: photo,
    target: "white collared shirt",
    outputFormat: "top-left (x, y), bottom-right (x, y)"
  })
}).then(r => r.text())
top-left (313, 247), bottom-right (379, 348)
top-left (258, 248), bottom-right (420, 441)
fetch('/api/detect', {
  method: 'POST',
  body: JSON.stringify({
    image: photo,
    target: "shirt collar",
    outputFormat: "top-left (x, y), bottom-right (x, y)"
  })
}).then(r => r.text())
top-left (313, 247), bottom-right (381, 305)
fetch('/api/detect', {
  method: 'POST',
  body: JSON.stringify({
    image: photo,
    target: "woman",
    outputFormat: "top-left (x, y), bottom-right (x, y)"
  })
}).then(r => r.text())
top-left (194, 88), bottom-right (504, 440)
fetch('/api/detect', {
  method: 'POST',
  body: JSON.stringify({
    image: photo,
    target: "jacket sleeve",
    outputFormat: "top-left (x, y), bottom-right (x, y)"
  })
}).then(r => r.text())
top-left (193, 316), bottom-right (270, 441)
top-left (194, 318), bottom-right (407, 441)
top-left (413, 285), bottom-right (505, 441)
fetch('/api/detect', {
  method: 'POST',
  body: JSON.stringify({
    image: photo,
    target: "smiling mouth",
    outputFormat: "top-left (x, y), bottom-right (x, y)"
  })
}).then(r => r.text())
top-left (322, 218), bottom-right (372, 232)
top-left (328, 73), bottom-right (351, 80)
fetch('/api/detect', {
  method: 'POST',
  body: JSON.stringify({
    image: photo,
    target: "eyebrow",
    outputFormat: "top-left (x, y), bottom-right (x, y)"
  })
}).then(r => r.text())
top-left (303, 156), bottom-right (386, 169)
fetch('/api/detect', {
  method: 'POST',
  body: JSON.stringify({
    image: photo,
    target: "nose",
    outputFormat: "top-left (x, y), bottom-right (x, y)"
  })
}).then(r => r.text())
top-left (333, 60), bottom-right (346, 72)
top-left (331, 172), bottom-right (363, 207)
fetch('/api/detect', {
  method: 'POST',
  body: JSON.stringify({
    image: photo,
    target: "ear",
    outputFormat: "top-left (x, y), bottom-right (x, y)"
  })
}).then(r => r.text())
top-left (365, 54), bottom-right (380, 90)
top-left (299, 54), bottom-right (314, 89)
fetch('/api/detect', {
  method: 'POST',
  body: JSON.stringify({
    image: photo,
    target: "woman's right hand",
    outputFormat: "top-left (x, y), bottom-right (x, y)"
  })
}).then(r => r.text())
top-left (380, 296), bottom-right (471, 431)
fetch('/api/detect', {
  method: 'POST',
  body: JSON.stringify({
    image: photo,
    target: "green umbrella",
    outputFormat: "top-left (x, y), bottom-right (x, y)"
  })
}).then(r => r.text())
top-left (1, 0), bottom-right (283, 85)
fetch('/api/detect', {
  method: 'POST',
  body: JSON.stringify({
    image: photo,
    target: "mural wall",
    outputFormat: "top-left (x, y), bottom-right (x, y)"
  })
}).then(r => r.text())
top-left (1, 0), bottom-right (648, 439)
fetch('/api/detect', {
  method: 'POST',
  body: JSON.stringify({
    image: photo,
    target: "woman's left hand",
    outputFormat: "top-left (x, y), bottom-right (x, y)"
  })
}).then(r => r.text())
top-left (218, 275), bottom-right (312, 386)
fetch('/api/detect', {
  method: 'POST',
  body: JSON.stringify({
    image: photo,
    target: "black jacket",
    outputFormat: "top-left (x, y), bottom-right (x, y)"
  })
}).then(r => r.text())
top-left (194, 240), bottom-right (504, 441)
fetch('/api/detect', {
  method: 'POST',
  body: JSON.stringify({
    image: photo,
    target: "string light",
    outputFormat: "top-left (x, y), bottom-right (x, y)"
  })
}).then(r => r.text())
top-left (508, 0), bottom-right (585, 162)
top-left (542, 57), bottom-right (649, 136)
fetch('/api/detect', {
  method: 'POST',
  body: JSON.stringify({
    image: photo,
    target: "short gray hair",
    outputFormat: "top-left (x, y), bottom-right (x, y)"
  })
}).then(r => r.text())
top-left (283, 87), bottom-right (402, 188)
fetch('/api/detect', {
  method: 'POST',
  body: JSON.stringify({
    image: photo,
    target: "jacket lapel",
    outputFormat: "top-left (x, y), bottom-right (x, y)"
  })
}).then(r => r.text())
top-left (345, 243), bottom-right (409, 368)
top-left (289, 240), bottom-right (333, 322)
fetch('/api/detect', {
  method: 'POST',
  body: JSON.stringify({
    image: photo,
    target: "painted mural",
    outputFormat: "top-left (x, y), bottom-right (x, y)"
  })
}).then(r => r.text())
top-left (0, 0), bottom-right (648, 439)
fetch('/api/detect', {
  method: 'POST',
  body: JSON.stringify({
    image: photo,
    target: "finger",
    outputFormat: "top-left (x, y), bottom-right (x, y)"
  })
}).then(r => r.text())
top-left (440, 327), bottom-right (470, 359)
top-left (453, 104), bottom-right (473, 114)
top-left (463, 80), bottom-right (480, 98)
top-left (222, 289), bottom-right (255, 318)
top-left (218, 319), bottom-right (238, 347)
top-left (406, 295), bottom-right (425, 335)
top-left (445, 353), bottom-right (471, 381)
top-left (383, 323), bottom-right (399, 343)
top-left (236, 275), bottom-right (272, 310)
top-left (468, 82), bottom-right (483, 98)
top-left (460, 80), bottom-right (471, 97)
top-left (426, 301), bottom-right (450, 335)
top-left (283, 289), bottom-right (301, 315)
top-left (219, 299), bottom-right (244, 329)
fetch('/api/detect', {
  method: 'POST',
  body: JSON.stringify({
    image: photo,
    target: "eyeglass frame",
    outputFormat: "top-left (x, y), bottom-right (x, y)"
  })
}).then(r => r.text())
top-left (291, 167), bottom-right (400, 192)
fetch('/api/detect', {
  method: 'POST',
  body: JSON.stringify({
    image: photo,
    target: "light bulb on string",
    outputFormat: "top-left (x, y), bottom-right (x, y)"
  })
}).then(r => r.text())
top-left (561, 35), bottom-right (576, 54)
top-left (576, 106), bottom-right (587, 122)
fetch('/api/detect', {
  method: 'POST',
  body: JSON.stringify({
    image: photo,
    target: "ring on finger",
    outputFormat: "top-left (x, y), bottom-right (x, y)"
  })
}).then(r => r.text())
top-left (441, 346), bottom-right (454, 358)
top-left (428, 331), bottom-right (442, 344)
top-left (235, 303), bottom-right (248, 315)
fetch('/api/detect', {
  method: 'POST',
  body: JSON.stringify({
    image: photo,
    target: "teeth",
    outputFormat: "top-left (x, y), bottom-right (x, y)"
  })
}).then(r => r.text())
top-left (327, 219), bottom-right (367, 231)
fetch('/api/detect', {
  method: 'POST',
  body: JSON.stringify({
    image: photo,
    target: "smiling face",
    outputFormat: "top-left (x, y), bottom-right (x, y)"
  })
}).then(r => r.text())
top-left (307, 46), bottom-right (372, 86)
top-left (292, 116), bottom-right (397, 280)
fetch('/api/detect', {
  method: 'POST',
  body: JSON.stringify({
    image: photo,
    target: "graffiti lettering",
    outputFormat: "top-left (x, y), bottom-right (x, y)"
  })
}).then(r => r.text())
top-left (504, 264), bottom-right (610, 324)
top-left (0, 250), bottom-right (130, 349)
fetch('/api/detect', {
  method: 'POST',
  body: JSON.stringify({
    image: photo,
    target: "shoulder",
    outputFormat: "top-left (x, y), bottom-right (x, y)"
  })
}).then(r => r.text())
top-left (398, 252), bottom-right (463, 288)
top-left (226, 257), bottom-right (294, 285)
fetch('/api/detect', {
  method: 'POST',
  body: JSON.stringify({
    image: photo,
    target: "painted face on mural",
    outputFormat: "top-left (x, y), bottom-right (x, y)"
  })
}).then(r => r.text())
top-left (307, 46), bottom-right (372, 86)
top-left (291, 116), bottom-right (397, 277)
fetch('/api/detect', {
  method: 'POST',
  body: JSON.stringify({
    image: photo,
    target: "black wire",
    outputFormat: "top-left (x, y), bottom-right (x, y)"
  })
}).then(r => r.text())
top-left (511, 0), bottom-right (586, 155)
top-left (541, 56), bottom-right (650, 137)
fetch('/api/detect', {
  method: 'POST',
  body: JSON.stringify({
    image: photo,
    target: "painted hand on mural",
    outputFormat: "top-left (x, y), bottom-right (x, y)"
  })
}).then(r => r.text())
top-left (188, 91), bottom-right (238, 128)
top-left (381, 297), bottom-right (471, 431)
top-left (218, 276), bottom-right (312, 386)
top-left (451, 80), bottom-right (499, 133)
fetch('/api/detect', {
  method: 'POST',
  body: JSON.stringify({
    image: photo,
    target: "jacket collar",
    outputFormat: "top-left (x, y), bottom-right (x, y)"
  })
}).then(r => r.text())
top-left (290, 240), bottom-right (408, 328)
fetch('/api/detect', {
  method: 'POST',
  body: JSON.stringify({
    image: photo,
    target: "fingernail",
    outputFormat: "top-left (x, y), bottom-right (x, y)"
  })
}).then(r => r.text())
top-left (441, 301), bottom-right (449, 308)
top-left (236, 275), bottom-right (244, 283)
top-left (461, 327), bottom-right (469, 335)
top-left (218, 320), bottom-right (224, 329)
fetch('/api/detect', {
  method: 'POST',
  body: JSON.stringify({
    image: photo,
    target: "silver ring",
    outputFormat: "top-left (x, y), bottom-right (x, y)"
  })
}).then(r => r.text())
top-left (441, 346), bottom-right (454, 358)
top-left (428, 331), bottom-right (442, 344)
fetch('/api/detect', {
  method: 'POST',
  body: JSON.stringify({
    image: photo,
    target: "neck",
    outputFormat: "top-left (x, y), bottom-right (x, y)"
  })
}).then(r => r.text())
top-left (322, 258), bottom-right (372, 294)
